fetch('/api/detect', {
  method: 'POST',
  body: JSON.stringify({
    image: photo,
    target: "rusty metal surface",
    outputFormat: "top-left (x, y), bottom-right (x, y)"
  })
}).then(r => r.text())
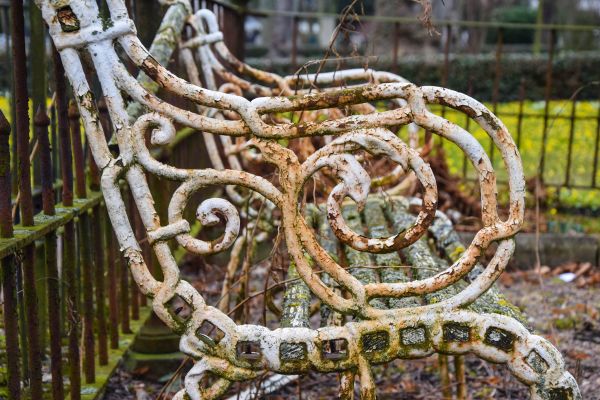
top-left (34, 0), bottom-right (580, 398)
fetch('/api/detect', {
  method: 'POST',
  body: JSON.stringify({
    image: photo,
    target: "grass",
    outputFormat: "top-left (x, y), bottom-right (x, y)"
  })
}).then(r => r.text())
top-left (397, 100), bottom-right (600, 209)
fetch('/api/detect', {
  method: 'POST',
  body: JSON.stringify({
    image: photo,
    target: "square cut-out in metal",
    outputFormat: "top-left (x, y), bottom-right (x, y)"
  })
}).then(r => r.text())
top-left (548, 388), bottom-right (574, 400)
top-left (280, 342), bottom-right (307, 361)
top-left (484, 327), bottom-right (515, 352)
top-left (196, 320), bottom-right (225, 346)
top-left (237, 341), bottom-right (262, 361)
top-left (362, 331), bottom-right (389, 353)
top-left (165, 294), bottom-right (193, 324)
top-left (322, 338), bottom-right (348, 360)
top-left (443, 323), bottom-right (470, 342)
top-left (400, 326), bottom-right (427, 346)
top-left (526, 350), bottom-right (549, 374)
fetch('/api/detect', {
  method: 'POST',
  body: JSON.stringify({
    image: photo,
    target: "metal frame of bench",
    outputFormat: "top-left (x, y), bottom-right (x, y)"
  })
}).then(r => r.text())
top-left (35, 0), bottom-right (580, 398)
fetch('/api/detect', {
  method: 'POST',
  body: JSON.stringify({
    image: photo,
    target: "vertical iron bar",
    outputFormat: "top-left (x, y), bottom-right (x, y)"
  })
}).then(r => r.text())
top-left (120, 250), bottom-right (132, 332)
top-left (106, 209), bottom-right (120, 348)
top-left (16, 264), bottom-right (28, 382)
top-left (29, 0), bottom-right (47, 191)
top-left (54, 47), bottom-right (74, 207)
top-left (516, 78), bottom-right (525, 151)
top-left (128, 191), bottom-right (140, 321)
top-left (565, 96), bottom-right (577, 187)
top-left (12, 0), bottom-right (33, 225)
top-left (69, 101), bottom-right (87, 199)
top-left (80, 211), bottom-right (96, 383)
top-left (491, 27), bottom-right (504, 167)
top-left (539, 29), bottom-right (556, 180)
top-left (64, 218), bottom-right (80, 400)
top-left (93, 205), bottom-right (109, 364)
top-left (0, 111), bottom-right (21, 400)
top-left (291, 16), bottom-right (298, 73)
top-left (51, 105), bottom-right (59, 185)
top-left (37, 106), bottom-right (65, 399)
top-left (120, 188), bottom-right (132, 333)
top-left (12, 0), bottom-right (42, 394)
top-left (0, 111), bottom-right (12, 237)
top-left (22, 244), bottom-right (42, 399)
top-left (440, 24), bottom-right (451, 120)
top-left (36, 108), bottom-right (55, 215)
top-left (392, 22), bottom-right (399, 73)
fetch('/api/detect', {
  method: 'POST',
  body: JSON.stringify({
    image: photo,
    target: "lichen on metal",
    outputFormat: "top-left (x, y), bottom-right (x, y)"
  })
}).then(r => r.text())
top-left (35, 0), bottom-right (580, 398)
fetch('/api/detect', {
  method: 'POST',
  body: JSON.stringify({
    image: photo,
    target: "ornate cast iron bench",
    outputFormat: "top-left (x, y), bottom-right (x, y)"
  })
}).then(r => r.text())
top-left (35, 0), bottom-right (581, 398)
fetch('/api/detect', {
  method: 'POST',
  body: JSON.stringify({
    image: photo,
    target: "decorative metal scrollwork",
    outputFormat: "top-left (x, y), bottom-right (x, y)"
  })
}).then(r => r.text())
top-left (35, 0), bottom-right (581, 398)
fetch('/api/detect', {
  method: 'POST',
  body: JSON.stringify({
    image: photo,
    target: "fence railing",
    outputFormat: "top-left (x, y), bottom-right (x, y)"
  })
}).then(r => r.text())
top-left (0, 1), bottom-right (219, 398)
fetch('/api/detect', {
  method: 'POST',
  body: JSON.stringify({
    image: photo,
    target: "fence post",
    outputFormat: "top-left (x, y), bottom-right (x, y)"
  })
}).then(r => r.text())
top-left (291, 15), bottom-right (298, 73)
top-left (93, 205), bottom-right (109, 365)
top-left (490, 27), bottom-right (504, 166)
top-left (0, 111), bottom-right (21, 400)
top-left (538, 29), bottom-right (556, 180)
top-left (11, 0), bottom-right (44, 396)
top-left (36, 106), bottom-right (66, 400)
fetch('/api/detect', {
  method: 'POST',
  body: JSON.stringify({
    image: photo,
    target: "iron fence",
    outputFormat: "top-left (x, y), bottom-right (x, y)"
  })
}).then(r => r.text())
top-left (0, 1), bottom-right (226, 398)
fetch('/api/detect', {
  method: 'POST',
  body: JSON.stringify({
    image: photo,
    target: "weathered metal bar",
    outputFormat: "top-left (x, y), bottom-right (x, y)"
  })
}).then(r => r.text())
top-left (0, 111), bottom-right (21, 400)
top-left (64, 218), bottom-right (81, 400)
top-left (22, 244), bottom-right (43, 400)
top-left (80, 210), bottom-right (96, 382)
top-left (12, 13), bottom-right (44, 392)
top-left (291, 16), bottom-right (298, 72)
top-left (516, 78), bottom-right (526, 150)
top-left (105, 209), bottom-right (120, 349)
top-left (119, 193), bottom-right (132, 335)
top-left (36, 108), bottom-right (55, 214)
top-left (50, 105), bottom-right (59, 183)
top-left (93, 205), bottom-right (109, 364)
top-left (565, 95), bottom-right (577, 187)
top-left (11, 0), bottom-right (33, 226)
top-left (29, 1), bottom-right (47, 130)
top-left (128, 191), bottom-right (140, 321)
top-left (34, 107), bottom-right (64, 400)
top-left (539, 28), bottom-right (556, 179)
top-left (53, 47), bottom-right (73, 207)
top-left (30, 0), bottom-right (47, 189)
top-left (69, 101), bottom-right (87, 199)
top-left (44, 229), bottom-right (65, 400)
top-left (0, 112), bottom-right (11, 238)
top-left (491, 27), bottom-right (504, 166)
top-left (16, 265), bottom-right (29, 384)
top-left (392, 22), bottom-right (399, 73)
